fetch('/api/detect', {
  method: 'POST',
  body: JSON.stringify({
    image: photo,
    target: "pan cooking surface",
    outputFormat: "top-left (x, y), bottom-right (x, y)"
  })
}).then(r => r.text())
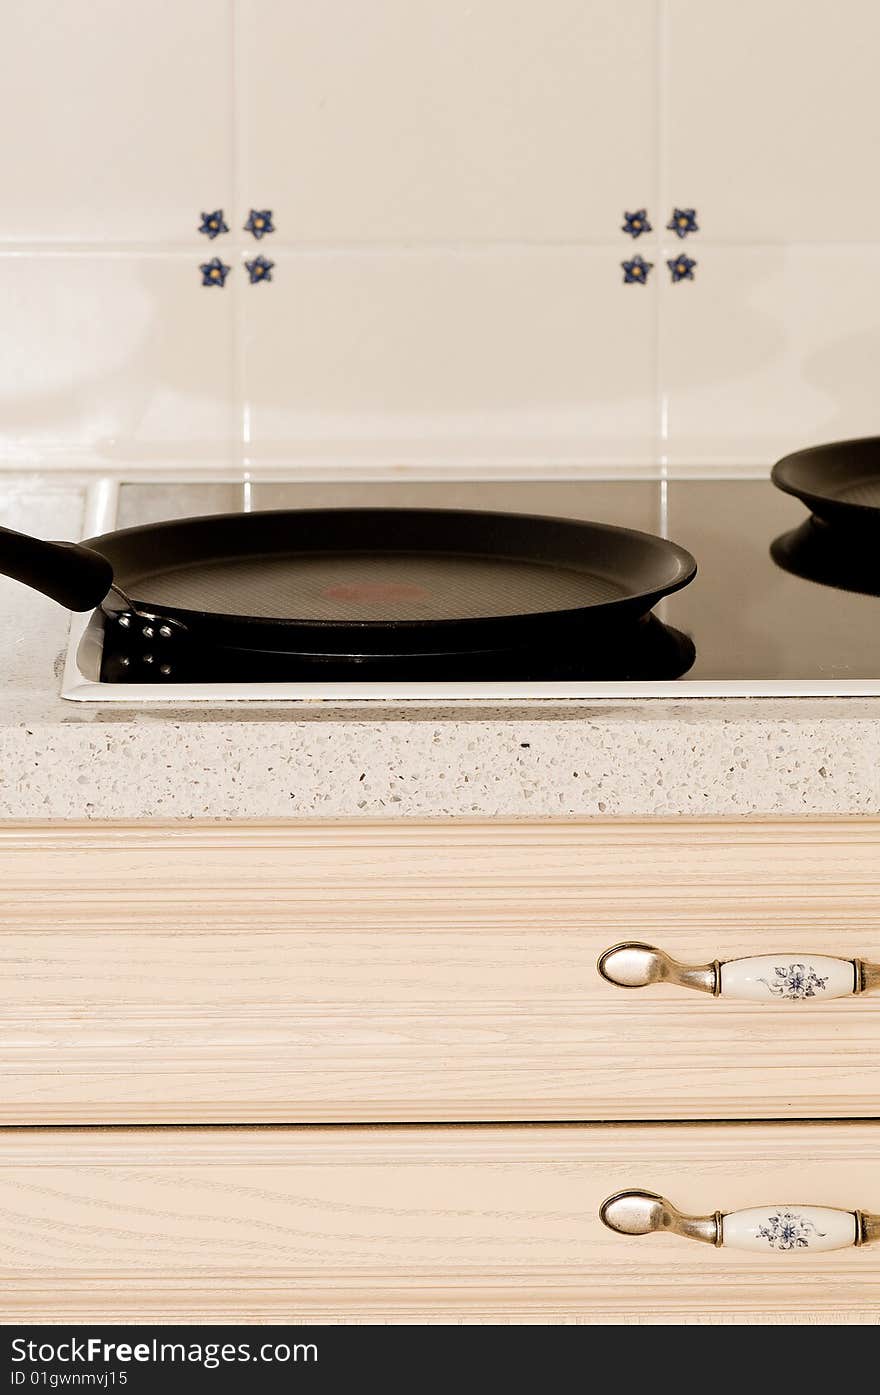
top-left (129, 549), bottom-right (628, 622)
top-left (834, 477), bottom-right (880, 507)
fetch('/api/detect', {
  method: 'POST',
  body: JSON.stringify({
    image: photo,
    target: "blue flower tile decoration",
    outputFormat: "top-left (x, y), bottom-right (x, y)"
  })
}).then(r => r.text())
top-left (667, 254), bottom-right (696, 283)
top-left (245, 253), bottom-right (274, 284)
top-left (200, 256), bottom-right (231, 287)
top-left (622, 209), bottom-right (652, 238)
top-left (244, 209), bottom-right (274, 239)
top-left (198, 210), bottom-right (229, 239)
top-left (622, 254), bottom-right (653, 285)
top-left (667, 207), bottom-right (698, 238)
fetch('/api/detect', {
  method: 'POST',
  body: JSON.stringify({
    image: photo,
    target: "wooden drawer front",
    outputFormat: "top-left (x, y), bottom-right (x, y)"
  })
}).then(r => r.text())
top-left (3, 821), bottom-right (880, 1124)
top-left (2, 1123), bottom-right (880, 1322)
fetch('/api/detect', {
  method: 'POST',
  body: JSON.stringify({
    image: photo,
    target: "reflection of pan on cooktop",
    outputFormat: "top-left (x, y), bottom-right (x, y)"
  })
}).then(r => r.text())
top-left (773, 437), bottom-right (880, 530)
top-left (0, 508), bottom-right (696, 681)
top-left (771, 516), bottom-right (880, 597)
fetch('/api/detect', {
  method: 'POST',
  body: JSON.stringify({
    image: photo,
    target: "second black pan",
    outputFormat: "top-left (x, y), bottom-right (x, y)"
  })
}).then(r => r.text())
top-left (773, 436), bottom-right (880, 530)
top-left (0, 507), bottom-right (696, 671)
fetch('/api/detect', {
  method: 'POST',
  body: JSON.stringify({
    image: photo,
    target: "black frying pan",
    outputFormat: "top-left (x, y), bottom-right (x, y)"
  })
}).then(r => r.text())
top-left (773, 437), bottom-right (880, 529)
top-left (0, 507), bottom-right (696, 677)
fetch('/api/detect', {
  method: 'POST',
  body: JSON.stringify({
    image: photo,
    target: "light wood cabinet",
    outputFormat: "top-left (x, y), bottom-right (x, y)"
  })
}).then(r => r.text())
top-left (3, 819), bottom-right (880, 1324)
top-left (2, 820), bottom-right (880, 1123)
top-left (2, 1122), bottom-right (880, 1323)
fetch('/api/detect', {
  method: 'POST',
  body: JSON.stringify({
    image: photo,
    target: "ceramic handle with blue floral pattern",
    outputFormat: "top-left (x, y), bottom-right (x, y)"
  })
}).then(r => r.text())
top-left (600, 1190), bottom-right (880, 1251)
top-left (597, 942), bottom-right (880, 1000)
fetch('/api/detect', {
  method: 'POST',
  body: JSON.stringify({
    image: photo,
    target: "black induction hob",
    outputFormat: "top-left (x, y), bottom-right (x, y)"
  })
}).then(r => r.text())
top-left (64, 476), bottom-right (880, 700)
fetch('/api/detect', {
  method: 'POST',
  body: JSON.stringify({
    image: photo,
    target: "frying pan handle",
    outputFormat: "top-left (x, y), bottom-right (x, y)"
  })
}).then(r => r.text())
top-left (0, 525), bottom-right (113, 611)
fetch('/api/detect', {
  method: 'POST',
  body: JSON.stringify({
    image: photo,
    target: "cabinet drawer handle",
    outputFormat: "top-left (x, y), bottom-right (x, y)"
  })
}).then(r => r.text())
top-left (600, 1190), bottom-right (880, 1251)
top-left (597, 941), bottom-right (880, 1000)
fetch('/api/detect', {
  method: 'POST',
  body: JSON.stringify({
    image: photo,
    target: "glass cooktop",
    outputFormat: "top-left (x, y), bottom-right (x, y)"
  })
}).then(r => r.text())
top-left (63, 475), bottom-right (880, 700)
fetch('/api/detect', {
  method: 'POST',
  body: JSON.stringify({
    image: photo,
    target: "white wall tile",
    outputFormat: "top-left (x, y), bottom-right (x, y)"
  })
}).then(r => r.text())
top-left (661, 247), bottom-right (880, 465)
top-left (665, 0), bottom-right (880, 241)
top-left (241, 249), bottom-right (657, 466)
top-left (0, 257), bottom-right (234, 465)
top-left (0, 2), bottom-right (875, 474)
top-left (0, 1), bottom-right (232, 243)
top-left (240, 0), bottom-right (657, 242)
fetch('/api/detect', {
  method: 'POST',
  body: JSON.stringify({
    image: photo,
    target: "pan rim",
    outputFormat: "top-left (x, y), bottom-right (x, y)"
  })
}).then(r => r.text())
top-left (85, 506), bottom-right (698, 631)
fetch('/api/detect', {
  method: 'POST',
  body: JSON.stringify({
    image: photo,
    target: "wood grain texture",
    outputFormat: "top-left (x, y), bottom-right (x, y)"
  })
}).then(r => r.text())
top-left (2, 1122), bottom-right (880, 1323)
top-left (3, 820), bottom-right (880, 1124)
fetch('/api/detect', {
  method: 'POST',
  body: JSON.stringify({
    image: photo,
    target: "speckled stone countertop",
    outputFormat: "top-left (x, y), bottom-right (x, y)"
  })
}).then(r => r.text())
top-left (1, 474), bottom-right (879, 821)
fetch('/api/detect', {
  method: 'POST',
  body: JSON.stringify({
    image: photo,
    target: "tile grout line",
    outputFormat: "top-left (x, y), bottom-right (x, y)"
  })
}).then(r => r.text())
top-left (230, 0), bottom-right (249, 487)
top-left (652, 0), bottom-right (669, 614)
top-left (0, 458), bottom-right (776, 480)
top-left (0, 241), bottom-right (875, 257)
top-left (655, 0), bottom-right (670, 488)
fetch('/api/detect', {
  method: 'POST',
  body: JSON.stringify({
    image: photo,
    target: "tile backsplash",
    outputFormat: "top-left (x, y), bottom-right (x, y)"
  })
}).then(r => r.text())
top-left (0, 0), bottom-right (877, 475)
